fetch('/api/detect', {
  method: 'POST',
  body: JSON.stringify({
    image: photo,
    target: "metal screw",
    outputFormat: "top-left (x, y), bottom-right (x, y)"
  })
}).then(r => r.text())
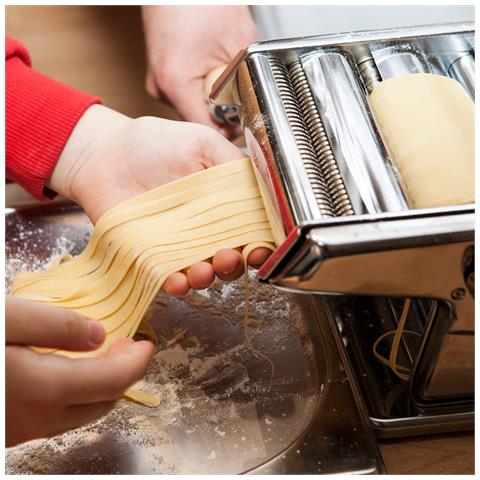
top-left (451, 288), bottom-right (466, 300)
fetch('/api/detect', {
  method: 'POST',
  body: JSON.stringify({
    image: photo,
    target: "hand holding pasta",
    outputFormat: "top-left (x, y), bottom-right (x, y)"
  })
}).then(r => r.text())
top-left (48, 105), bottom-right (272, 296)
top-left (5, 296), bottom-right (154, 447)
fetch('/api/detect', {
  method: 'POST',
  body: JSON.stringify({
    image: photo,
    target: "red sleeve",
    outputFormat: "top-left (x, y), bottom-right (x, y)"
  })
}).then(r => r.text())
top-left (6, 36), bottom-right (102, 200)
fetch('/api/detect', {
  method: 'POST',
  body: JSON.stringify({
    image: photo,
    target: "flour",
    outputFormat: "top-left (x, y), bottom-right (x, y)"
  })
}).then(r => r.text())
top-left (6, 207), bottom-right (320, 474)
top-left (5, 234), bottom-right (76, 292)
top-left (5, 211), bottom-right (88, 292)
top-left (6, 277), bottom-right (319, 474)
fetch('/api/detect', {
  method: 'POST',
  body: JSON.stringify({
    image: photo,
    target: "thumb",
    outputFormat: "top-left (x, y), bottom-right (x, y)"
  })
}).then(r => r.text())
top-left (6, 296), bottom-right (105, 351)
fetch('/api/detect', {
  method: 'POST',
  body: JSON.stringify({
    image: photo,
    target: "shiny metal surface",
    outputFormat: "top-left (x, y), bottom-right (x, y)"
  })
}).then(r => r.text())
top-left (288, 59), bottom-right (354, 216)
top-left (448, 53), bottom-right (475, 99)
top-left (247, 53), bottom-right (325, 225)
top-left (420, 33), bottom-right (475, 98)
top-left (212, 22), bottom-right (473, 222)
top-left (245, 22), bottom-right (474, 57)
top-left (412, 299), bottom-right (474, 403)
top-left (349, 44), bottom-right (382, 93)
top-left (324, 295), bottom-right (473, 438)
top-left (5, 203), bottom-right (383, 474)
top-left (211, 22), bottom-right (475, 435)
top-left (210, 22), bottom-right (474, 100)
top-left (268, 56), bottom-right (334, 218)
top-left (234, 60), bottom-right (296, 236)
top-left (301, 51), bottom-right (408, 214)
top-left (262, 208), bottom-right (474, 413)
top-left (265, 209), bottom-right (473, 299)
top-left (372, 46), bottom-right (430, 78)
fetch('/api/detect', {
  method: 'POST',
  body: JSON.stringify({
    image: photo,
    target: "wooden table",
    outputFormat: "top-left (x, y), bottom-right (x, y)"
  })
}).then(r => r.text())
top-left (380, 431), bottom-right (474, 474)
top-left (6, 5), bottom-right (475, 474)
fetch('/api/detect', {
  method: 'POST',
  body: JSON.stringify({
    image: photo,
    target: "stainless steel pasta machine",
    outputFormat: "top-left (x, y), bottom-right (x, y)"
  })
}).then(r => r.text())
top-left (210, 22), bottom-right (475, 438)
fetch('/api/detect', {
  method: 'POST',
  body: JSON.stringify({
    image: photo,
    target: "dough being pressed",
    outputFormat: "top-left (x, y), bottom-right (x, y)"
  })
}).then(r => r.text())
top-left (12, 157), bottom-right (278, 360)
top-left (368, 73), bottom-right (474, 209)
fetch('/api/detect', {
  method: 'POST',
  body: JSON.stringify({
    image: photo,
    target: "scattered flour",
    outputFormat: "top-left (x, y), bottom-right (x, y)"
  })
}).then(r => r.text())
top-left (6, 205), bottom-right (320, 474)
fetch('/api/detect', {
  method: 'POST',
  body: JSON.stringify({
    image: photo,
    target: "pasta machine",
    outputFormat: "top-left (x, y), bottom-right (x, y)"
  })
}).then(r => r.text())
top-left (210, 22), bottom-right (475, 437)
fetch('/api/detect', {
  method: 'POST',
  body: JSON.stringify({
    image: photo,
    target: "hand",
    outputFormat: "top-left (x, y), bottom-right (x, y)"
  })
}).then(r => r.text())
top-left (141, 5), bottom-right (258, 138)
top-left (6, 296), bottom-right (154, 447)
top-left (48, 105), bottom-right (271, 296)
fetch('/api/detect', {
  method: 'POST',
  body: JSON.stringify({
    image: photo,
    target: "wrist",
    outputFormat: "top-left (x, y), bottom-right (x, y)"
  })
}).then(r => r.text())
top-left (48, 105), bottom-right (130, 205)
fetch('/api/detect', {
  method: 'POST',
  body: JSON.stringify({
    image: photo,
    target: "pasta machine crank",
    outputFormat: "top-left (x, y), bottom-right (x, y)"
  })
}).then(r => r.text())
top-left (211, 22), bottom-right (474, 437)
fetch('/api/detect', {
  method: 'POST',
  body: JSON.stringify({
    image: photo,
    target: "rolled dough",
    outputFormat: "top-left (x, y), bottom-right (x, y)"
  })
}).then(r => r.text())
top-left (368, 73), bottom-right (474, 209)
top-left (12, 157), bottom-right (278, 358)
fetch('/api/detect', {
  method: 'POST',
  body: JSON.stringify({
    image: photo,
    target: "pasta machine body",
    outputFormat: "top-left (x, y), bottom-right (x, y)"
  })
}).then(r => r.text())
top-left (211, 22), bottom-right (474, 437)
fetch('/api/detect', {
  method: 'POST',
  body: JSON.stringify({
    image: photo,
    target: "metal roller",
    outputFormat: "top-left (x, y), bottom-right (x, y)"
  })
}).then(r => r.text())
top-left (288, 60), bottom-right (354, 217)
top-left (268, 56), bottom-right (334, 218)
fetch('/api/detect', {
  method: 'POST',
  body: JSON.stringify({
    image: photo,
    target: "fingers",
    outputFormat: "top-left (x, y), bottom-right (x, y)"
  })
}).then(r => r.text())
top-left (163, 271), bottom-right (190, 296)
top-left (212, 248), bottom-right (244, 281)
top-left (186, 261), bottom-right (215, 289)
top-left (245, 246), bottom-right (272, 269)
top-left (55, 339), bottom-right (155, 405)
top-left (164, 260), bottom-right (218, 296)
top-left (163, 246), bottom-right (273, 297)
top-left (211, 247), bottom-right (272, 279)
top-left (6, 297), bottom-right (105, 351)
top-left (145, 70), bottom-right (173, 106)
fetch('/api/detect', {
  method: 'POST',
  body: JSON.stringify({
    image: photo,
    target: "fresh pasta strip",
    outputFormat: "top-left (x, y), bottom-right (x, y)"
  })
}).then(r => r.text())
top-left (242, 242), bottom-right (276, 383)
top-left (123, 387), bottom-right (161, 408)
top-left (12, 157), bottom-right (278, 359)
top-left (372, 298), bottom-right (421, 381)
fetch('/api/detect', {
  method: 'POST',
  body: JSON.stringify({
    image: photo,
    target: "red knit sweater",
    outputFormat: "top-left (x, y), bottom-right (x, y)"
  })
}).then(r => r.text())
top-left (6, 36), bottom-right (101, 200)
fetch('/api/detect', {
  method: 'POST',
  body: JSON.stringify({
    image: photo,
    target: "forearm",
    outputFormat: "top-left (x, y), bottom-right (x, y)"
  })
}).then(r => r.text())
top-left (5, 36), bottom-right (101, 201)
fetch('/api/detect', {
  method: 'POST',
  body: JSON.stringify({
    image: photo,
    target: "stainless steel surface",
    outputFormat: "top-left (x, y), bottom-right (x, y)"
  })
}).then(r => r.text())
top-left (448, 53), bottom-right (475, 99)
top-left (301, 50), bottom-right (408, 214)
top-left (247, 53), bottom-right (325, 224)
top-left (210, 22), bottom-right (474, 98)
top-left (258, 204), bottom-right (474, 419)
top-left (288, 58), bottom-right (354, 216)
top-left (372, 46), bottom-right (430, 78)
top-left (324, 295), bottom-right (473, 438)
top-left (370, 412), bottom-right (474, 438)
top-left (350, 44), bottom-right (382, 93)
top-left (265, 208), bottom-right (473, 300)
top-left (420, 33), bottom-right (475, 98)
top-left (268, 55), bottom-right (334, 218)
top-left (212, 21), bottom-right (473, 223)
top-left (5, 203), bottom-right (383, 474)
top-left (211, 21), bottom-right (475, 436)
top-left (245, 22), bottom-right (474, 57)
top-left (233, 60), bottom-right (297, 236)
top-left (411, 299), bottom-right (474, 402)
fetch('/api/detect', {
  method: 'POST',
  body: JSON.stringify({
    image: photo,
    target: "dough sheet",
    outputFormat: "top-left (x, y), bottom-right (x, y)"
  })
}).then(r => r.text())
top-left (368, 73), bottom-right (474, 209)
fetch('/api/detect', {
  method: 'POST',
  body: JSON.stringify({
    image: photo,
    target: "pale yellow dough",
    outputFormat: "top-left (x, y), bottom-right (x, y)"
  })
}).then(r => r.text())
top-left (368, 73), bottom-right (474, 209)
top-left (12, 158), bottom-right (279, 361)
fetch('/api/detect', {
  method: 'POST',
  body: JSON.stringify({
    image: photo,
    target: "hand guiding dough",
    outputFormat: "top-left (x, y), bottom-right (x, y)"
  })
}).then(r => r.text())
top-left (13, 157), bottom-right (277, 358)
top-left (48, 106), bottom-right (272, 296)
